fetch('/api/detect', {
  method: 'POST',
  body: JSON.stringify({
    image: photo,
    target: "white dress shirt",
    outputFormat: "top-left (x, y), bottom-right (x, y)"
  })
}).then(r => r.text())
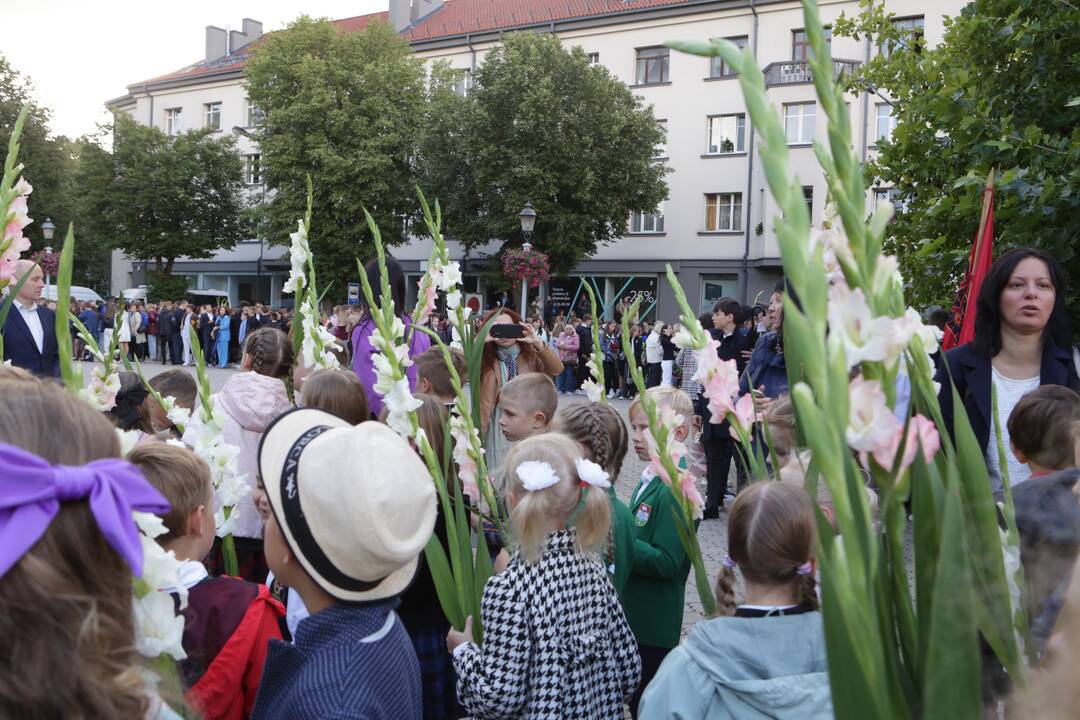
top-left (17, 301), bottom-right (44, 354)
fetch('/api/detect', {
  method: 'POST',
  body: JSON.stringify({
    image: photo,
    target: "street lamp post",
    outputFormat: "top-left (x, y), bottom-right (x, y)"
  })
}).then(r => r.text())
top-left (40, 218), bottom-right (56, 290)
top-left (518, 202), bottom-right (536, 316)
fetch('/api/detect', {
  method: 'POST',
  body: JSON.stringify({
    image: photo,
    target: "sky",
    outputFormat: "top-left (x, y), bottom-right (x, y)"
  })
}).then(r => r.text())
top-left (7, 0), bottom-right (387, 139)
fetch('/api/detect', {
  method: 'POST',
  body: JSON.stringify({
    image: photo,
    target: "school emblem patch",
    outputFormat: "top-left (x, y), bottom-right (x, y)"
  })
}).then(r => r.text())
top-left (635, 502), bottom-right (652, 527)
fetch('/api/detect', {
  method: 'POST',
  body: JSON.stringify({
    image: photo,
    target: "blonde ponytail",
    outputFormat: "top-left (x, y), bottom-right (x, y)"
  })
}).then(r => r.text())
top-left (713, 564), bottom-right (737, 617)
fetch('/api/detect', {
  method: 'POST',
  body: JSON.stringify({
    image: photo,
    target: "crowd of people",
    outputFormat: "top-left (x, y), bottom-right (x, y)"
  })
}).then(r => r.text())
top-left (2, 247), bottom-right (1080, 718)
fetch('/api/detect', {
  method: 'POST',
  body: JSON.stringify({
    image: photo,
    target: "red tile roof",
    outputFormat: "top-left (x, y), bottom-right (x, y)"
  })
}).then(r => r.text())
top-left (130, 0), bottom-right (692, 89)
top-left (405, 0), bottom-right (690, 41)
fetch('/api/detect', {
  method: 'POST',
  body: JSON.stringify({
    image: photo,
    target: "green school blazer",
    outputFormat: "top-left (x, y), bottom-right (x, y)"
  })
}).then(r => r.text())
top-left (608, 491), bottom-right (638, 601)
top-left (622, 476), bottom-right (693, 649)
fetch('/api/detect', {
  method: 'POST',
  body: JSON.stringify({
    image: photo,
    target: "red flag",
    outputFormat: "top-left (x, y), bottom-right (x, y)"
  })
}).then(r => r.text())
top-left (943, 170), bottom-right (995, 351)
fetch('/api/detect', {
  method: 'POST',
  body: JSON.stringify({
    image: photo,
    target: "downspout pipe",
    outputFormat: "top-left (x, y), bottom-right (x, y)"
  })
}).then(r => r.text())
top-left (739, 0), bottom-right (759, 304)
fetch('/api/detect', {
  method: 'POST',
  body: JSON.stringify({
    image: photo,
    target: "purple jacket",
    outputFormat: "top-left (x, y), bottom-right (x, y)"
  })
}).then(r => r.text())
top-left (351, 315), bottom-right (431, 419)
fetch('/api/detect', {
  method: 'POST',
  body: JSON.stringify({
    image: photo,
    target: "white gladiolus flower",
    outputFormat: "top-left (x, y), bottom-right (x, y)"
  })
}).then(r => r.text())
top-left (383, 377), bottom-right (423, 438)
top-left (116, 428), bottom-right (141, 457)
top-left (139, 536), bottom-right (183, 593)
top-left (871, 254), bottom-right (903, 295)
top-left (446, 289), bottom-right (462, 310)
top-left (283, 219), bottom-right (309, 294)
top-left (672, 324), bottom-right (696, 349)
top-left (133, 511), bottom-right (169, 539)
top-left (215, 508), bottom-right (242, 538)
top-left (582, 379), bottom-right (604, 402)
top-left (827, 285), bottom-right (895, 370)
top-left (846, 377), bottom-right (901, 454)
top-left (134, 590), bottom-right (187, 660)
top-left (438, 261), bottom-right (462, 291)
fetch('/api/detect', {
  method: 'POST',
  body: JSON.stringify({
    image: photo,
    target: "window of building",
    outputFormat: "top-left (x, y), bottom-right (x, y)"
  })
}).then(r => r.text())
top-left (700, 275), bottom-right (739, 315)
top-left (874, 187), bottom-right (907, 212)
top-left (635, 47), bottom-right (670, 85)
top-left (875, 103), bottom-right (897, 143)
top-left (653, 120), bottom-right (668, 158)
top-left (246, 100), bottom-right (265, 127)
top-left (802, 185), bottom-right (814, 219)
top-left (204, 102), bottom-right (221, 131)
top-left (706, 113), bottom-right (746, 154)
top-left (705, 193), bottom-right (743, 232)
top-left (165, 108), bottom-right (182, 136)
top-left (587, 52), bottom-right (600, 66)
top-left (451, 68), bottom-right (473, 97)
top-left (245, 154), bottom-right (262, 185)
top-left (882, 16), bottom-right (925, 58)
top-left (630, 206), bottom-right (665, 233)
top-left (709, 36), bottom-right (747, 78)
top-left (784, 102), bottom-right (816, 144)
top-left (792, 27), bottom-right (832, 62)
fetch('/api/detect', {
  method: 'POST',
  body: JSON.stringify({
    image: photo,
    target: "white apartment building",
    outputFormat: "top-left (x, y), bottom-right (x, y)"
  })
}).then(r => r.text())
top-left (106, 0), bottom-right (964, 320)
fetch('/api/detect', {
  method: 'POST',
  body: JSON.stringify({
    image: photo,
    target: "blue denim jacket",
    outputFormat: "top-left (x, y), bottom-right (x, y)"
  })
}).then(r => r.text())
top-left (739, 331), bottom-right (788, 398)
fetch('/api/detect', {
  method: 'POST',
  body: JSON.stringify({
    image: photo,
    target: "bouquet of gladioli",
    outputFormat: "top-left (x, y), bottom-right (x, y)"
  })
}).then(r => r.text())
top-left (671, 3), bottom-right (1029, 714)
top-left (285, 177), bottom-right (340, 371)
top-left (580, 283), bottom-right (607, 403)
top-left (357, 195), bottom-right (501, 642)
top-left (70, 315), bottom-right (124, 412)
top-left (0, 108), bottom-right (38, 361)
top-left (184, 324), bottom-right (249, 576)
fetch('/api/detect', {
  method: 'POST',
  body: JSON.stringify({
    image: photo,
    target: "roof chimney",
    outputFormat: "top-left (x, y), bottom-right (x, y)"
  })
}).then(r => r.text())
top-left (206, 26), bottom-right (228, 63)
top-left (230, 19), bottom-right (263, 53)
top-left (411, 0), bottom-right (444, 25)
top-left (390, 0), bottom-right (412, 32)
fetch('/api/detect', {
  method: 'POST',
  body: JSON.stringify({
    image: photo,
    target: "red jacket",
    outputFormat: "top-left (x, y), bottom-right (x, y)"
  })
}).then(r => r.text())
top-left (179, 577), bottom-right (285, 720)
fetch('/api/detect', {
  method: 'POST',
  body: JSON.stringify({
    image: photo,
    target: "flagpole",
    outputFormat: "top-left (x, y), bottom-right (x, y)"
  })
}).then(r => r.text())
top-left (972, 167), bottom-right (995, 265)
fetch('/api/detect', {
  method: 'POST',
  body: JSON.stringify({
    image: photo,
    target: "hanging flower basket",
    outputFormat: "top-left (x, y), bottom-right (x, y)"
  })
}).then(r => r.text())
top-left (32, 249), bottom-right (59, 276)
top-left (502, 247), bottom-right (550, 289)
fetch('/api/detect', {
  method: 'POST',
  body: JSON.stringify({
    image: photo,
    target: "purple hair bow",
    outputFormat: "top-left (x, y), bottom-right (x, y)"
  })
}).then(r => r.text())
top-left (0, 442), bottom-right (171, 580)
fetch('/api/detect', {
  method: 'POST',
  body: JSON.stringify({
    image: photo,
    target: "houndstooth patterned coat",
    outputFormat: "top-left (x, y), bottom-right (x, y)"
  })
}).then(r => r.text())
top-left (454, 529), bottom-right (642, 719)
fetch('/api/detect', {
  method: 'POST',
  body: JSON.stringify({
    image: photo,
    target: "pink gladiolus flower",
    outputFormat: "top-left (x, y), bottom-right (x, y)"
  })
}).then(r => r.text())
top-left (870, 414), bottom-right (940, 472)
top-left (416, 281), bottom-right (437, 325)
top-left (729, 393), bottom-right (759, 438)
top-left (701, 362), bottom-right (740, 421)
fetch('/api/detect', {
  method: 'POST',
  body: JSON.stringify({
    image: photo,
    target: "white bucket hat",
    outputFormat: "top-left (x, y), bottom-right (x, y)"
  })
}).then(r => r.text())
top-left (258, 408), bottom-right (437, 603)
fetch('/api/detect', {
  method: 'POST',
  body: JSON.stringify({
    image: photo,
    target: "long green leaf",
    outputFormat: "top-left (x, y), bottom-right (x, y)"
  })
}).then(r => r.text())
top-left (922, 485), bottom-right (981, 718)
top-left (423, 536), bottom-right (463, 628)
top-left (55, 225), bottom-right (81, 392)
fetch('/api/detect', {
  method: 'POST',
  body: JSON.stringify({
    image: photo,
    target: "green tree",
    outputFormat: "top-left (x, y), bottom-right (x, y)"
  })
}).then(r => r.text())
top-left (0, 54), bottom-right (77, 252)
top-left (68, 133), bottom-right (117, 292)
top-left (83, 115), bottom-right (244, 281)
top-left (244, 17), bottom-right (426, 297)
top-left (418, 33), bottom-right (669, 274)
top-left (834, 0), bottom-right (1080, 316)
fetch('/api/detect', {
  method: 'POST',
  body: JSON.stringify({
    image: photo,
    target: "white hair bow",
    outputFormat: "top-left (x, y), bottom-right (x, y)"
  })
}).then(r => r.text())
top-left (517, 461), bottom-right (561, 492)
top-left (574, 458), bottom-right (611, 489)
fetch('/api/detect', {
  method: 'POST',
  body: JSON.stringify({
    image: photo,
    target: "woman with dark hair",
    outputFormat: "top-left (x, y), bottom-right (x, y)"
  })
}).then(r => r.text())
top-left (477, 307), bottom-right (563, 470)
top-left (936, 248), bottom-right (1079, 490)
top-left (351, 255), bottom-right (431, 419)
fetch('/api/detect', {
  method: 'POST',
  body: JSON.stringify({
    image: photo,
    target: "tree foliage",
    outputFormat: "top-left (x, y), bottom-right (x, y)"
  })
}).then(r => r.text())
top-left (80, 115), bottom-right (245, 278)
top-left (419, 33), bottom-right (670, 275)
top-left (244, 17), bottom-right (426, 297)
top-left (835, 0), bottom-right (1080, 317)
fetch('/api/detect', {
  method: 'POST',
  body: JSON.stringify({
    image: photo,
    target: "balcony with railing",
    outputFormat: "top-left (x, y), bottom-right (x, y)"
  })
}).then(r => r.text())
top-left (762, 58), bottom-right (861, 87)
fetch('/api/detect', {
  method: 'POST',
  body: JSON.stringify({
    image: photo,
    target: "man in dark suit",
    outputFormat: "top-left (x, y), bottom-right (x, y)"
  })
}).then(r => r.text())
top-left (199, 305), bottom-right (214, 363)
top-left (2, 260), bottom-right (60, 376)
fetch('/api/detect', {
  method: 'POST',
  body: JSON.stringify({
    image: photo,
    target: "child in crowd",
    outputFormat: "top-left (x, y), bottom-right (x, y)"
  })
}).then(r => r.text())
top-left (148, 368), bottom-right (199, 438)
top-left (448, 433), bottom-right (641, 717)
top-left (496, 373), bottom-right (558, 443)
top-left (300, 368), bottom-right (370, 425)
top-left (1002, 386), bottom-right (1080, 652)
top-left (638, 481), bottom-right (832, 719)
top-left (554, 401), bottom-right (638, 599)
top-left (107, 371), bottom-right (162, 440)
top-left (397, 394), bottom-right (460, 720)
top-left (128, 443), bottom-right (285, 720)
top-left (624, 385), bottom-right (696, 717)
top-left (414, 347), bottom-right (467, 406)
top-left (211, 327), bottom-right (293, 583)
top-left (254, 410), bottom-right (436, 720)
top-left (0, 381), bottom-right (179, 718)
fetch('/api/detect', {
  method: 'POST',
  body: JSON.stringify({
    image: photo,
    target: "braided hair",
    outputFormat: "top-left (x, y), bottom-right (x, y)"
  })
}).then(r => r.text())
top-left (713, 480), bottom-right (818, 617)
top-left (242, 327), bottom-right (294, 379)
top-left (552, 402), bottom-right (630, 568)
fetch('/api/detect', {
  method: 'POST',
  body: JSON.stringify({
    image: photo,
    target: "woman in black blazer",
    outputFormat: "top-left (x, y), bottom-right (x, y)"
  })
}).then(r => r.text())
top-left (935, 248), bottom-right (1078, 488)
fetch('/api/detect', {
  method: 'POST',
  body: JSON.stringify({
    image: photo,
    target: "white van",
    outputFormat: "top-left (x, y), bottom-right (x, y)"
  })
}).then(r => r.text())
top-left (43, 285), bottom-right (105, 304)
